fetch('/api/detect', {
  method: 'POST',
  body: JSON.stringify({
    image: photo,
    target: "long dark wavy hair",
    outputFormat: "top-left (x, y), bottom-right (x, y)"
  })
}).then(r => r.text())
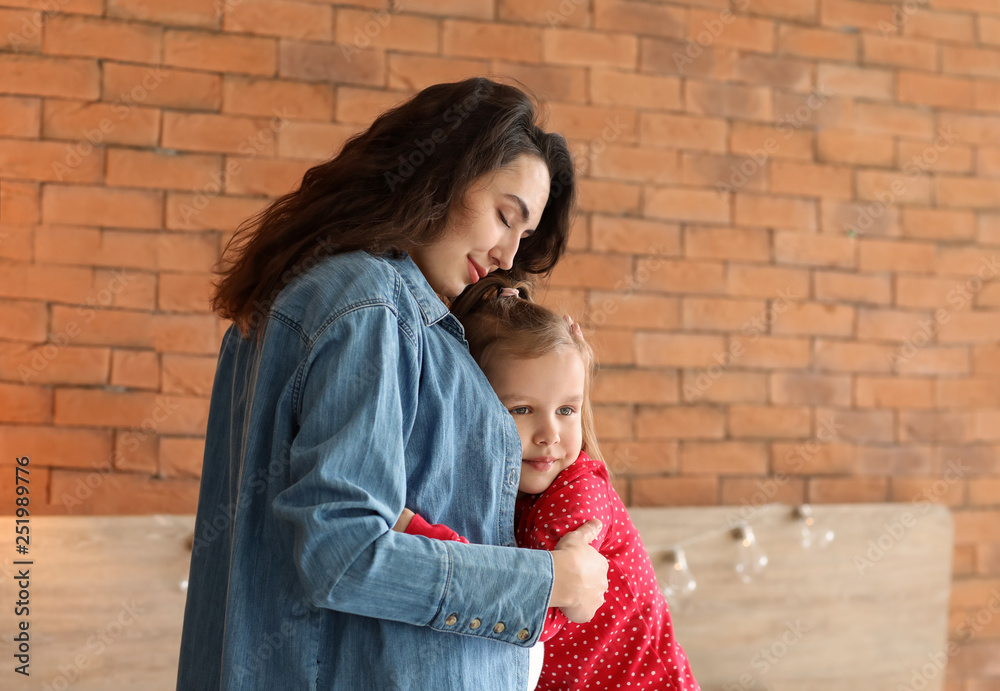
top-left (451, 273), bottom-right (603, 464)
top-left (211, 76), bottom-right (577, 339)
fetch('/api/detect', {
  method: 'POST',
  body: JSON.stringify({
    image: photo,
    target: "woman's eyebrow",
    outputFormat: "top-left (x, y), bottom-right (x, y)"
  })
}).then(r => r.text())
top-left (503, 193), bottom-right (530, 225)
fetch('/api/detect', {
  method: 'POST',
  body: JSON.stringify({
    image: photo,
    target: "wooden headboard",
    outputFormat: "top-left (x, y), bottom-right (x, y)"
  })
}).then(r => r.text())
top-left (0, 504), bottom-right (952, 690)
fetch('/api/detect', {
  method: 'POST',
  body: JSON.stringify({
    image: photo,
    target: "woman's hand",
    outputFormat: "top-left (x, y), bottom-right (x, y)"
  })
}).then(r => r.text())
top-left (547, 519), bottom-right (609, 623)
top-left (392, 508), bottom-right (415, 533)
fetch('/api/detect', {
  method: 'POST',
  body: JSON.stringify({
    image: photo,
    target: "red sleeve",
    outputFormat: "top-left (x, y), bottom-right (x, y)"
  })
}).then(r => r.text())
top-left (403, 513), bottom-right (470, 544)
top-left (518, 470), bottom-right (614, 641)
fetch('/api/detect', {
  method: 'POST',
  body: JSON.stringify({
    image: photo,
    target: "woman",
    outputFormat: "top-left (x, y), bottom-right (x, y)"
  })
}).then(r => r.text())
top-left (176, 77), bottom-right (609, 690)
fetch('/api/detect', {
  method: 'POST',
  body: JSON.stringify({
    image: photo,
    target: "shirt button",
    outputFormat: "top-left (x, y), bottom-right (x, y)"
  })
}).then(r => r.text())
top-left (445, 614), bottom-right (458, 626)
top-left (517, 629), bottom-right (530, 641)
top-left (493, 622), bottom-right (505, 634)
top-left (469, 618), bottom-right (481, 630)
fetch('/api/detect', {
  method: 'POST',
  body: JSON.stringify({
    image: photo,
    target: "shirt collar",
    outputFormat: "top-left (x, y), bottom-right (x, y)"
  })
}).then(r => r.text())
top-left (386, 251), bottom-right (451, 326)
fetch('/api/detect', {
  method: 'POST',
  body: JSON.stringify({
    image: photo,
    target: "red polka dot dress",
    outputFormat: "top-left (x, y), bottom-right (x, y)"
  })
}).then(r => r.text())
top-left (515, 450), bottom-right (700, 691)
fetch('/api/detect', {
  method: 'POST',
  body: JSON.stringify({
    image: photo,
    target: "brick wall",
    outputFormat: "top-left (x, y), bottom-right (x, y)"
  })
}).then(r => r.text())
top-left (0, 0), bottom-right (998, 686)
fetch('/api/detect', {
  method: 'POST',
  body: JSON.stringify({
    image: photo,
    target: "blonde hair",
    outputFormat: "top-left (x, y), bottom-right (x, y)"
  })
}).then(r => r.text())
top-left (451, 274), bottom-right (603, 462)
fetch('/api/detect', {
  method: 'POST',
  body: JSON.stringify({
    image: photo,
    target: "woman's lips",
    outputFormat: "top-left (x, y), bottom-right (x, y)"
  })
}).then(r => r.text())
top-left (467, 257), bottom-right (487, 284)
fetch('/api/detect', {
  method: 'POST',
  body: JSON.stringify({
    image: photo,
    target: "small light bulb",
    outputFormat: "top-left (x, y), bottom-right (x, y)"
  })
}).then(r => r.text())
top-left (794, 504), bottom-right (835, 549)
top-left (732, 522), bottom-right (768, 584)
top-left (657, 546), bottom-right (697, 611)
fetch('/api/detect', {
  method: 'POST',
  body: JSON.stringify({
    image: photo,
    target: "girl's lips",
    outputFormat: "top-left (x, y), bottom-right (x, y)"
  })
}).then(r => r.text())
top-left (523, 458), bottom-right (556, 472)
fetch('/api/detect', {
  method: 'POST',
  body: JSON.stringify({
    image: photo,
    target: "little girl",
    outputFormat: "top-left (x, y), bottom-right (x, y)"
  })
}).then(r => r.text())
top-left (392, 274), bottom-right (701, 691)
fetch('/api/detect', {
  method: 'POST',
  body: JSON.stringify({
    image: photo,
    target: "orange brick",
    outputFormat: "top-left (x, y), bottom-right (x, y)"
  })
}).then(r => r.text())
top-left (720, 475), bottom-right (806, 507)
top-left (734, 194), bottom-right (817, 231)
top-left (278, 121), bottom-right (360, 160)
top-left (595, 0), bottom-right (684, 39)
top-left (50, 470), bottom-right (200, 514)
top-left (864, 35), bottom-right (937, 71)
top-left (93, 268), bottom-right (156, 310)
top-left (589, 292), bottom-right (679, 329)
top-left (102, 62), bottom-right (220, 111)
top-left (574, 179), bottom-right (641, 215)
top-left (857, 169), bottom-right (932, 206)
top-left (0, 138), bottom-right (104, 184)
top-left (601, 441), bottom-right (678, 475)
top-left (333, 86), bottom-right (407, 125)
top-left (0, 425), bottom-right (111, 469)
top-left (770, 160), bottom-right (852, 199)
top-left (852, 102), bottom-right (934, 139)
top-left (728, 405), bottom-right (811, 438)
top-left (0, 299), bottom-right (46, 342)
top-left (42, 14), bottom-right (161, 63)
top-left (0, 342), bottom-right (111, 386)
top-left (639, 112), bottom-right (727, 152)
top-left (943, 46), bottom-right (1000, 78)
top-left (110, 349), bottom-right (159, 389)
top-left (687, 10), bottom-right (773, 52)
top-left (162, 354), bottom-right (216, 395)
top-left (730, 122), bottom-right (813, 162)
top-left (590, 215), bottom-right (680, 256)
top-left (814, 339), bottom-right (894, 374)
top-left (443, 19), bottom-right (543, 62)
top-left (631, 476), bottom-right (717, 506)
top-left (385, 53), bottom-right (482, 91)
top-left (681, 370), bottom-right (768, 404)
top-left (898, 71), bottom-right (974, 109)
top-left (982, 15), bottom-right (1000, 46)
top-left (684, 226), bottom-right (769, 261)
top-left (936, 377), bottom-right (1000, 407)
top-left (0, 383), bottom-right (51, 423)
top-left (400, 0), bottom-right (492, 19)
top-left (0, 7), bottom-right (41, 52)
top-left (773, 440), bottom-right (856, 474)
top-left (684, 151), bottom-right (769, 196)
top-left (856, 376), bottom-right (935, 409)
top-left (56, 388), bottom-right (209, 434)
top-left (160, 436), bottom-right (205, 477)
top-left (938, 112), bottom-right (1000, 145)
top-left (816, 130), bottom-right (894, 166)
top-left (638, 258), bottom-right (726, 294)
top-left (42, 99), bottom-right (160, 147)
top-left (164, 111), bottom-right (283, 156)
top-left (225, 0), bottom-right (332, 40)
top-left (734, 54), bottom-right (812, 90)
top-left (0, 96), bottom-right (39, 137)
top-left (815, 407), bottom-right (894, 443)
top-left (50, 305), bottom-right (152, 349)
top-left (770, 372), bottom-right (851, 406)
top-left (681, 296), bottom-right (768, 331)
top-left (547, 252), bottom-right (632, 290)
top-left (818, 63), bottom-right (892, 100)
top-left (968, 477), bottom-right (1000, 505)
top-left (113, 428), bottom-right (158, 472)
top-left (0, 263), bottom-right (96, 303)
top-left (335, 7), bottom-right (438, 53)
top-left (35, 227), bottom-right (156, 270)
top-left (823, 199), bottom-right (901, 237)
top-left (821, 0), bottom-right (896, 29)
top-left (543, 27), bottom-right (637, 69)
top-left (808, 477), bottom-right (888, 503)
top-left (774, 231), bottom-right (855, 268)
top-left (895, 274), bottom-right (963, 309)
top-left (158, 234), bottom-right (220, 273)
top-left (856, 307), bottom-right (933, 342)
top-left (733, 336), bottom-right (811, 369)
top-left (0, 54), bottom-right (99, 100)
top-left (491, 62), bottom-right (589, 105)
top-left (158, 273), bottom-right (214, 313)
top-left (587, 327), bottom-right (634, 366)
top-left (635, 332), bottom-right (728, 368)
top-left (904, 9), bottom-right (974, 42)
top-left (814, 271), bottom-right (891, 304)
top-left (892, 346), bottom-right (970, 376)
top-left (106, 148), bottom-right (222, 191)
top-left (165, 193), bottom-right (267, 232)
top-left (107, 0), bottom-right (220, 28)
top-left (223, 156), bottom-right (309, 196)
top-left (938, 176), bottom-right (1000, 209)
top-left (681, 441), bottom-right (768, 474)
top-left (858, 239), bottom-right (937, 272)
top-left (901, 207), bottom-right (977, 241)
top-left (777, 25), bottom-right (857, 61)
top-left (775, 88), bottom-right (852, 131)
top-left (592, 368), bottom-right (678, 404)
top-left (685, 80), bottom-right (772, 121)
top-left (42, 185), bottom-right (162, 229)
top-left (592, 404), bottom-right (632, 441)
top-left (500, 0), bottom-right (590, 27)
top-left (165, 29), bottom-right (276, 76)
top-left (727, 264), bottom-right (810, 299)
top-left (637, 406), bottom-right (725, 440)
top-left (645, 187), bottom-right (729, 223)
top-left (590, 69), bottom-right (681, 111)
top-left (640, 37), bottom-right (737, 81)
top-left (222, 77), bottom-right (333, 121)
top-left (591, 145), bottom-right (680, 185)
top-left (857, 445), bottom-right (936, 475)
top-left (900, 411), bottom-right (972, 443)
top-left (547, 103), bottom-right (637, 146)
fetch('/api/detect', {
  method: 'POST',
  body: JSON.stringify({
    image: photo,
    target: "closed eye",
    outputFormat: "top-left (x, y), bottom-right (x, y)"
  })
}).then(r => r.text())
top-left (499, 211), bottom-right (510, 229)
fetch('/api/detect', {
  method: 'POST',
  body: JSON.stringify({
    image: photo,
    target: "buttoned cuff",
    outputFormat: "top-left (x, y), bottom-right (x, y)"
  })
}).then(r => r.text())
top-left (427, 541), bottom-right (552, 647)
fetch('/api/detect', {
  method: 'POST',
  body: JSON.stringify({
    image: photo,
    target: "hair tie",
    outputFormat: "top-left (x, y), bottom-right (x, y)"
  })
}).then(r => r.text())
top-left (499, 287), bottom-right (520, 298)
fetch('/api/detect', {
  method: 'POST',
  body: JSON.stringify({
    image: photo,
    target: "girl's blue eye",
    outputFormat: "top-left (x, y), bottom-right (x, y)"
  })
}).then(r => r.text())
top-left (557, 406), bottom-right (575, 415)
top-left (499, 211), bottom-right (510, 229)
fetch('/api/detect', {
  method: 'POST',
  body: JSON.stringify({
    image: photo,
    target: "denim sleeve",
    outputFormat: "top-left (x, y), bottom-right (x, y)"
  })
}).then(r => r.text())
top-left (272, 304), bottom-right (553, 646)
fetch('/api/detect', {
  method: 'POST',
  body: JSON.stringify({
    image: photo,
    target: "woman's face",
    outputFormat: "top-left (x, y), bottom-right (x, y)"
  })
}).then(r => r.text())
top-left (410, 154), bottom-right (551, 299)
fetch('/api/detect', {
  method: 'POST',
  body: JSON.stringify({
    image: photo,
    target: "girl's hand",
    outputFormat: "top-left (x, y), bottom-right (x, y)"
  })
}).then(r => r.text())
top-left (392, 508), bottom-right (415, 533)
top-left (563, 314), bottom-right (584, 341)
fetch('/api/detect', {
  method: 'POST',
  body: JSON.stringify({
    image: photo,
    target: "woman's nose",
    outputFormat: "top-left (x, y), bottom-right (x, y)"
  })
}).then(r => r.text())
top-left (490, 232), bottom-right (520, 271)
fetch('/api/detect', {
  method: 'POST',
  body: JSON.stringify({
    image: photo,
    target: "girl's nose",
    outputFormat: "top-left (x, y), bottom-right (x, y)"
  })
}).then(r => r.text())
top-left (534, 420), bottom-right (559, 446)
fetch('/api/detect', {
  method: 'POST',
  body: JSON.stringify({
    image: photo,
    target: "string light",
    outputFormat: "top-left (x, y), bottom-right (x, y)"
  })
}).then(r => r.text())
top-left (646, 504), bottom-right (835, 604)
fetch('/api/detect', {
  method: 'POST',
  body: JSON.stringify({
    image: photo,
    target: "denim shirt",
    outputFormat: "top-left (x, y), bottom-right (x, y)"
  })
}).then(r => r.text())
top-left (176, 250), bottom-right (554, 690)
